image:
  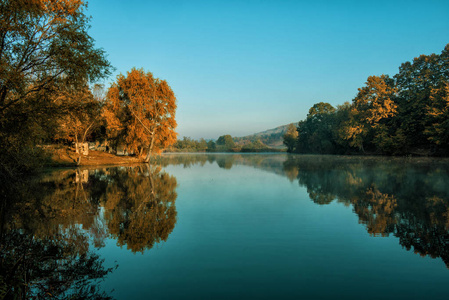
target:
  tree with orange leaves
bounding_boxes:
[104,68,177,162]
[339,75,397,152]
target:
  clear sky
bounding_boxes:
[86,0,449,140]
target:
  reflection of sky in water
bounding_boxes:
[95,154,449,300]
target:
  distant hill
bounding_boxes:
[234,123,298,148]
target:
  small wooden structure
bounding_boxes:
[75,142,89,155]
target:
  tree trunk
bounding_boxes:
[139,146,144,158]
[75,132,81,166]
[144,130,156,163]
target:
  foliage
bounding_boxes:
[216,134,235,150]
[0,0,111,175]
[340,75,397,152]
[170,136,209,152]
[291,44,449,156]
[104,68,177,161]
[424,81,449,150]
[241,139,269,152]
[294,102,338,154]
[283,124,298,152]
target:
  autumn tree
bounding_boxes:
[339,75,397,152]
[0,0,111,174]
[104,68,177,162]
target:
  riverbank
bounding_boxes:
[46,146,143,167]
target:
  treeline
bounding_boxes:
[168,134,281,152]
[0,2,178,177]
[284,44,449,156]
[234,131,286,148]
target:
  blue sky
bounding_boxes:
[87,0,449,140]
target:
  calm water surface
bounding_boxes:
[2,154,449,299]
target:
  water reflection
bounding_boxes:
[283,155,449,268]
[99,166,177,253]
[3,153,449,298]
[0,165,178,298]
[159,153,449,268]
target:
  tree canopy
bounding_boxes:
[286,44,449,156]
[104,68,177,161]
[0,0,111,175]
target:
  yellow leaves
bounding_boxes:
[353,75,397,126]
[340,75,398,150]
[105,68,177,155]
[358,187,398,237]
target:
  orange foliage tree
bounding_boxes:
[340,75,397,152]
[104,68,177,161]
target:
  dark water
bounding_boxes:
[2,154,449,299]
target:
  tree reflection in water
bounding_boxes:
[156,153,449,268]
[99,165,178,253]
[283,155,449,268]
[0,165,178,298]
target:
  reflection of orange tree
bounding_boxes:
[101,166,178,253]
[352,187,397,237]
[6,166,178,254]
[0,165,179,297]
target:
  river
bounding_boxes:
[2,154,449,299]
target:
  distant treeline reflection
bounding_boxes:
[0,165,177,298]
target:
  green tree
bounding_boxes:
[394,45,449,149]
[207,140,216,151]
[198,138,208,151]
[216,134,235,150]
[424,81,449,150]
[283,123,298,152]
[296,102,336,154]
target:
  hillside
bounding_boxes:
[234,123,298,148]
